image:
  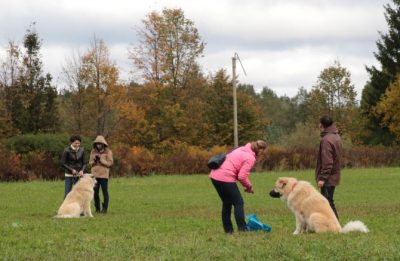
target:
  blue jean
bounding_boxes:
[64,176,79,198]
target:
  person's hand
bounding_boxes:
[245,186,254,194]
[78,171,84,177]
[72,169,77,175]
[317,180,325,188]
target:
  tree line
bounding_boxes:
[1,3,400,152]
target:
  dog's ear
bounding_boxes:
[278,178,287,188]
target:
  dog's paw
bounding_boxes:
[293,230,300,235]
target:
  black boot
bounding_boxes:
[95,201,101,213]
[101,202,107,214]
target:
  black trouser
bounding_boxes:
[211,178,247,233]
[321,185,339,220]
[94,178,109,211]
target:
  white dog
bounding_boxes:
[55,174,96,218]
[269,177,369,234]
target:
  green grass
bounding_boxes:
[1,168,399,260]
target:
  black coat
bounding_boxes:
[61,146,86,174]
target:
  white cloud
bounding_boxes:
[0,0,391,99]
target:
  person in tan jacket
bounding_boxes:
[89,135,113,213]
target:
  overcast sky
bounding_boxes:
[0,0,392,99]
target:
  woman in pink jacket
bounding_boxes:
[209,140,267,233]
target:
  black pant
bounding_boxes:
[211,178,247,233]
[321,185,339,220]
[94,178,109,211]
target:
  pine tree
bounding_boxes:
[360,0,400,145]
[4,25,59,133]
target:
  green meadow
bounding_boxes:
[0,168,399,260]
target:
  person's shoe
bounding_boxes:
[101,203,107,214]
[238,227,248,232]
[95,209,100,213]
[224,229,234,234]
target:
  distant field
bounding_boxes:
[0,168,399,260]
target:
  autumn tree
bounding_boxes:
[305,89,329,125]
[60,51,91,134]
[307,61,358,138]
[130,8,205,88]
[204,70,235,145]
[375,74,400,141]
[236,86,268,143]
[103,83,148,145]
[61,36,147,142]
[205,69,267,146]
[0,87,15,138]
[79,36,120,135]
[168,64,211,146]
[258,86,303,144]
[62,36,113,137]
[317,61,356,119]
[0,41,21,137]
[361,0,400,145]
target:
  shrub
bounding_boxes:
[281,123,320,149]
[130,146,155,175]
[157,145,212,174]
[1,133,400,180]
[6,133,92,158]
[21,151,62,180]
[343,146,400,168]
[0,145,28,181]
[257,145,289,170]
[4,133,92,179]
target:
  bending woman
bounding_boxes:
[209,140,267,233]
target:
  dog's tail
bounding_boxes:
[341,220,369,233]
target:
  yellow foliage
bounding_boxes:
[375,75,400,140]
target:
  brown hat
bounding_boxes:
[93,135,108,147]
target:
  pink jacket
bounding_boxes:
[209,143,256,189]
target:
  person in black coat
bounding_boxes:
[60,135,86,198]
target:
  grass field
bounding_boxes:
[1,168,399,260]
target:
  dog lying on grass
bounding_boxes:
[55,174,96,218]
[269,177,369,234]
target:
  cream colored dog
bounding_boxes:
[55,174,96,218]
[269,177,368,234]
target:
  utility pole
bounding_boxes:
[232,55,238,148]
[232,53,246,148]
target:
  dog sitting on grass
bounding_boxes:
[269,177,369,234]
[55,174,96,218]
